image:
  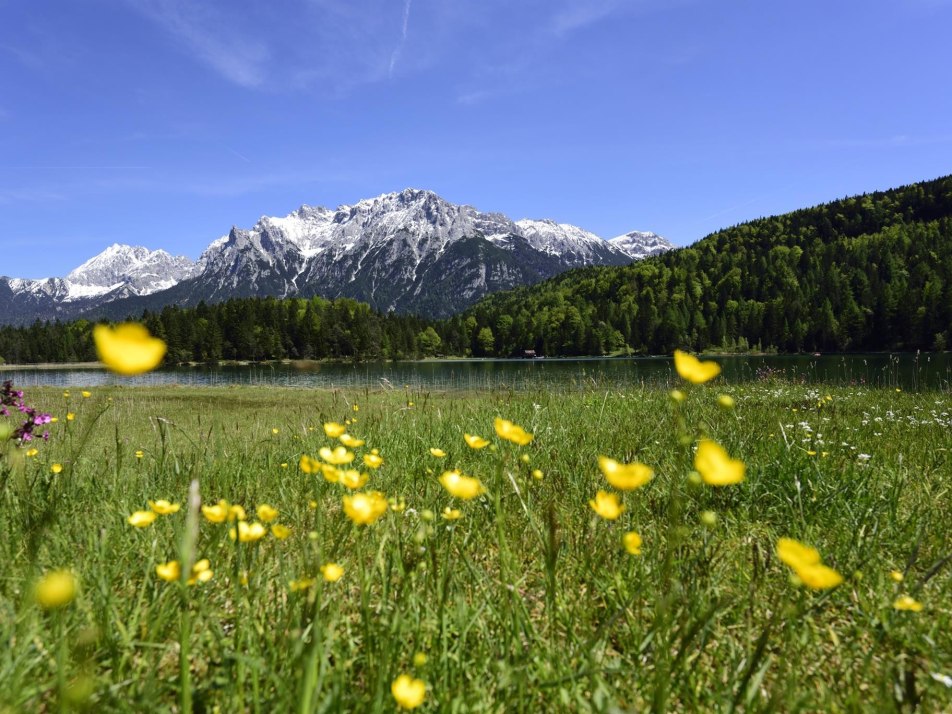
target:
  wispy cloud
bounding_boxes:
[127,0,270,87]
[389,0,413,78]
[548,0,626,35]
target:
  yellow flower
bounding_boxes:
[127,510,157,528]
[280,462,288,468]
[35,570,78,609]
[532,469,544,481]
[494,417,534,445]
[289,578,315,593]
[889,570,904,583]
[694,439,745,486]
[51,463,63,474]
[413,652,428,668]
[339,433,365,448]
[256,504,279,522]
[271,524,292,540]
[717,394,735,409]
[363,453,384,469]
[893,595,923,612]
[299,454,321,474]
[228,504,247,522]
[442,507,462,521]
[202,501,229,523]
[155,561,181,582]
[391,674,426,710]
[62,391,70,398]
[342,491,388,525]
[26,448,39,457]
[66,412,75,421]
[81,390,91,398]
[352,404,359,413]
[188,559,213,585]
[271,428,280,435]
[229,521,267,542]
[339,469,369,490]
[319,446,355,465]
[323,422,347,438]
[135,450,144,459]
[463,433,489,449]
[776,538,843,590]
[429,447,446,458]
[149,499,181,515]
[623,531,643,555]
[673,349,721,384]
[439,470,485,500]
[389,496,407,513]
[589,491,624,520]
[669,389,686,403]
[597,456,653,491]
[321,464,342,483]
[320,562,344,582]
[93,322,167,376]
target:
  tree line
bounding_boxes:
[1,175,950,365]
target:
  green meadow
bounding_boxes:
[1,381,950,712]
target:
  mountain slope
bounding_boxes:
[460,175,952,355]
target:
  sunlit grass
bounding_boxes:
[1,381,950,711]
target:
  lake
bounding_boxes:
[2,353,950,391]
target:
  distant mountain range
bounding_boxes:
[0,189,671,325]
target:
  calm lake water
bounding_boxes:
[2,354,951,392]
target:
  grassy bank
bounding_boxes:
[1,382,950,711]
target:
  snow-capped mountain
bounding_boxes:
[609,230,674,259]
[0,189,670,324]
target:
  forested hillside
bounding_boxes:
[463,175,952,355]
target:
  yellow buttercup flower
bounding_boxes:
[893,595,923,612]
[299,454,321,474]
[323,422,346,438]
[127,510,157,528]
[339,433,365,448]
[81,390,91,398]
[51,463,63,474]
[229,521,267,542]
[155,561,181,582]
[321,464,342,483]
[413,652,428,668]
[363,453,384,469]
[598,456,653,491]
[271,428,280,435]
[494,417,534,445]
[889,570,904,583]
[256,504,279,522]
[289,578,316,593]
[442,507,462,521]
[717,394,735,409]
[589,491,624,520]
[321,563,344,582]
[776,537,843,590]
[339,469,369,490]
[463,433,489,449]
[66,412,75,421]
[319,446,355,465]
[187,559,213,585]
[439,470,485,500]
[623,531,643,555]
[149,499,181,515]
[228,504,247,522]
[202,501,229,523]
[429,447,446,458]
[673,350,721,384]
[532,469,544,481]
[391,674,426,710]
[694,439,745,486]
[93,322,167,376]
[342,491,388,525]
[26,448,39,457]
[135,450,144,459]
[35,570,78,609]
[271,524,291,540]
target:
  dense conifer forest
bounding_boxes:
[1,175,950,364]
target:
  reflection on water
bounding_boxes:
[2,354,950,391]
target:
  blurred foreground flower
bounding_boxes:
[93,323,167,375]
[127,510,157,528]
[623,531,643,555]
[893,595,923,612]
[589,491,624,520]
[673,350,721,384]
[323,422,346,438]
[35,569,78,609]
[343,491,388,525]
[230,522,267,542]
[694,440,745,486]
[439,470,484,500]
[319,446,355,465]
[598,456,653,490]
[494,417,533,445]
[463,433,489,449]
[149,499,180,515]
[776,538,843,590]
[391,674,426,710]
[321,563,344,582]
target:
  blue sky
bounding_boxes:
[3,0,952,278]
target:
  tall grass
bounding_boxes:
[1,382,949,711]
